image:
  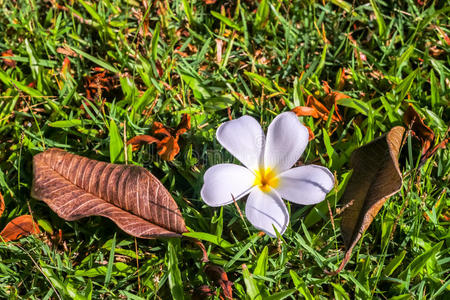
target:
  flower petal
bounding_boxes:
[216,116,265,171]
[277,165,334,205]
[264,112,309,172]
[245,188,288,237]
[201,164,255,207]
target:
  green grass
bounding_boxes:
[0,0,449,299]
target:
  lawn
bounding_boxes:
[0,0,449,299]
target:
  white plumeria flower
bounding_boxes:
[201,112,334,237]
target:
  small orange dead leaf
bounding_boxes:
[0,191,39,242]
[294,81,348,123]
[61,57,71,79]
[1,50,16,68]
[127,114,191,161]
[84,68,119,101]
[0,215,40,242]
[127,135,159,151]
[306,126,315,141]
[157,136,180,161]
[292,106,320,118]
[308,94,342,123]
[0,192,4,217]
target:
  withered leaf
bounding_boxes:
[292,95,342,123]
[0,191,4,217]
[204,264,233,300]
[292,106,320,118]
[31,148,187,238]
[127,135,159,151]
[403,104,435,155]
[1,50,16,68]
[0,215,40,242]
[128,114,191,161]
[330,126,405,274]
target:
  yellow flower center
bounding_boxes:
[254,168,279,192]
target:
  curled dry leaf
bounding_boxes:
[204,264,233,300]
[127,135,159,151]
[0,191,4,217]
[329,126,405,274]
[31,148,187,238]
[1,50,16,68]
[0,215,40,242]
[292,94,343,123]
[0,191,40,242]
[128,114,191,161]
[403,104,435,155]
[192,285,216,299]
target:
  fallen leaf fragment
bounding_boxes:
[0,215,40,242]
[128,114,191,161]
[329,126,405,274]
[61,57,71,79]
[192,285,216,299]
[31,148,187,238]
[292,106,320,118]
[204,264,233,300]
[306,126,315,141]
[127,135,159,151]
[420,137,449,164]
[292,94,342,123]
[1,50,16,68]
[0,192,4,217]
[403,104,435,155]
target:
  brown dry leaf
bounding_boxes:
[307,95,342,123]
[306,126,315,141]
[84,68,119,101]
[1,50,16,68]
[61,57,71,80]
[403,104,435,155]
[0,191,4,217]
[192,285,216,299]
[127,135,159,151]
[0,215,40,242]
[128,114,191,161]
[204,264,233,300]
[56,46,79,57]
[330,126,405,274]
[175,114,191,135]
[292,106,320,118]
[157,136,180,161]
[31,148,187,238]
[421,137,449,164]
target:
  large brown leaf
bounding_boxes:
[31,148,187,238]
[330,126,405,274]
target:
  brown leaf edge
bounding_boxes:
[326,126,405,275]
[0,215,40,242]
[0,191,40,242]
[204,264,233,300]
[31,148,187,239]
[403,104,434,155]
[0,191,4,217]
